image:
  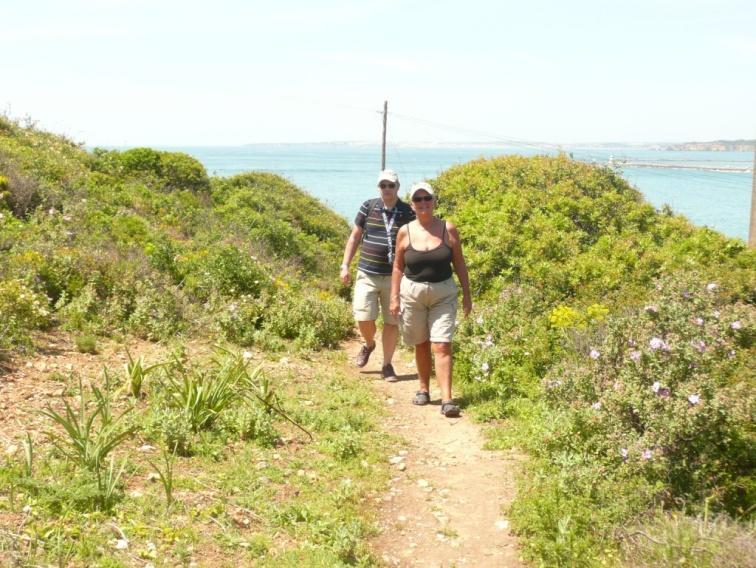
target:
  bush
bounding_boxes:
[0,279,51,348]
[262,288,353,350]
[92,147,210,193]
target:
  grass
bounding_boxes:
[0,343,393,566]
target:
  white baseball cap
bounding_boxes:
[409,181,434,200]
[377,169,399,185]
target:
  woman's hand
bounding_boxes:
[462,294,472,318]
[389,295,400,318]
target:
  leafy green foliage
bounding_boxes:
[438,155,755,565]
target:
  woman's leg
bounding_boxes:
[432,342,453,401]
[415,340,432,393]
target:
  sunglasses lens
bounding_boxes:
[380,183,396,189]
[412,195,433,203]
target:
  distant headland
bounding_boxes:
[662,139,756,152]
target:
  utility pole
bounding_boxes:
[750,144,756,248]
[381,101,388,170]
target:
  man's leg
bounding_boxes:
[381,323,398,365]
[357,320,377,348]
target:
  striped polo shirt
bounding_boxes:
[355,198,415,275]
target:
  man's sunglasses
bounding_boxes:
[412,195,434,203]
[379,182,396,189]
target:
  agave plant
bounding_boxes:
[124,348,164,399]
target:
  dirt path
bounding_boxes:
[348,340,523,567]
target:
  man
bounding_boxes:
[340,169,415,382]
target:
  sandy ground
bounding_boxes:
[348,340,523,568]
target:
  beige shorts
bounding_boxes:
[399,276,458,345]
[353,270,398,325]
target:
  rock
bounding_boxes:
[495,519,510,530]
[389,456,404,465]
[397,463,406,471]
[416,479,429,488]
[137,444,156,453]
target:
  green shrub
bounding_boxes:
[74,334,98,354]
[262,288,353,350]
[0,279,51,348]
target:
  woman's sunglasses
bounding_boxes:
[379,182,396,189]
[412,195,434,203]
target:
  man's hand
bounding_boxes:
[340,264,350,285]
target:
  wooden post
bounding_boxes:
[750,144,756,248]
[381,101,388,170]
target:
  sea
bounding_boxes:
[154,144,753,241]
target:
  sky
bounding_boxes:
[2,0,756,146]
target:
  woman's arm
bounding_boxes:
[447,221,472,317]
[389,225,409,317]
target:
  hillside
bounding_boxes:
[0,116,353,356]
[663,139,756,151]
[1,119,753,566]
[432,155,755,566]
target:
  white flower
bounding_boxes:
[483,334,494,348]
[589,349,600,360]
[115,538,129,550]
[242,350,253,361]
[712,310,721,319]
[652,381,661,393]
[688,394,700,405]
[706,283,718,291]
[642,449,653,461]
[481,362,490,373]
[591,401,602,410]
[629,350,642,362]
[731,320,742,330]
[476,316,484,325]
[620,448,628,459]
[649,337,669,351]
[694,317,704,326]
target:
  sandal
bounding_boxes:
[440,400,460,417]
[412,391,430,406]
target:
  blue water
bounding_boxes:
[157,144,752,241]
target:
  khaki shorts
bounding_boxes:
[353,270,398,325]
[399,276,458,345]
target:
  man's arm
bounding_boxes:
[340,224,363,285]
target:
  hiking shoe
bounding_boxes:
[381,363,398,382]
[440,400,461,417]
[412,391,431,406]
[355,342,376,368]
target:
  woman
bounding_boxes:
[389,181,472,417]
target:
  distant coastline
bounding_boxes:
[661,139,755,152]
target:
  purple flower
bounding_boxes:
[629,350,642,362]
[628,339,637,347]
[682,291,691,299]
[658,387,670,398]
[694,317,704,326]
[649,337,669,351]
[589,349,600,360]
[688,394,700,405]
[731,320,742,330]
[644,305,659,314]
[591,401,602,410]
[706,282,718,292]
[642,449,653,461]
[691,340,706,353]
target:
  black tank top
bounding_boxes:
[404,221,453,283]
